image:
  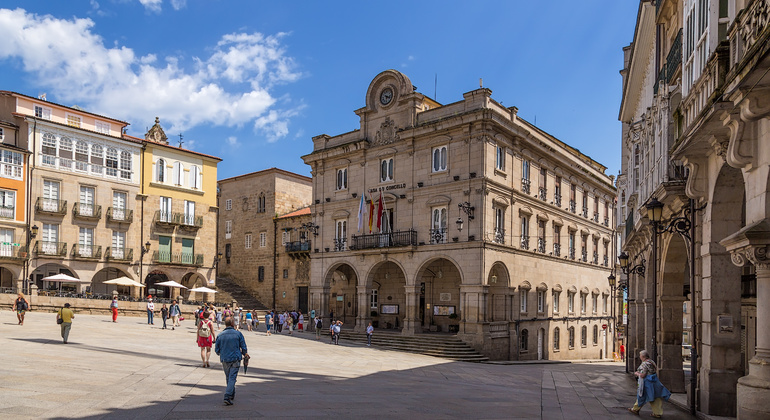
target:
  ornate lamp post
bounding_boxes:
[608,273,617,356]
[456,202,474,233]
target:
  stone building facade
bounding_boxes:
[302,70,616,361]
[619,1,769,418]
[217,168,312,309]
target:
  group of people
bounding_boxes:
[138,296,182,329]
[263,310,306,336]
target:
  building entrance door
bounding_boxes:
[297,286,308,314]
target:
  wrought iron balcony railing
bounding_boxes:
[592,252,599,264]
[603,217,610,227]
[582,207,589,218]
[35,197,67,215]
[603,255,609,267]
[34,241,67,257]
[569,248,575,260]
[107,207,133,223]
[154,210,175,224]
[73,203,102,220]
[537,237,546,253]
[569,200,576,213]
[175,212,204,228]
[553,243,561,257]
[152,250,203,265]
[72,244,102,259]
[554,194,562,207]
[521,235,530,250]
[430,228,447,244]
[538,187,547,201]
[665,28,682,85]
[0,205,14,219]
[521,178,531,194]
[333,237,347,252]
[493,228,505,244]
[0,244,28,260]
[581,250,588,262]
[351,230,416,250]
[592,212,599,222]
[106,246,133,261]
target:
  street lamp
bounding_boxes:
[301,222,320,237]
[456,202,474,232]
[608,273,617,357]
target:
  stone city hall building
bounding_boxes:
[302,70,616,360]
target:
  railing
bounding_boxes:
[333,238,347,252]
[537,237,546,253]
[154,210,175,224]
[569,248,575,260]
[351,230,416,250]
[625,212,635,238]
[592,212,599,222]
[603,255,609,267]
[105,246,133,261]
[569,200,576,213]
[653,66,666,95]
[553,243,561,257]
[521,235,530,250]
[538,187,547,201]
[604,217,610,227]
[34,241,67,257]
[107,207,133,223]
[430,228,447,244]
[73,203,102,219]
[152,250,171,263]
[728,0,769,69]
[0,244,28,260]
[554,194,562,207]
[582,207,589,218]
[581,250,588,263]
[0,205,14,219]
[175,212,204,228]
[592,252,599,264]
[667,162,688,182]
[521,178,531,194]
[35,197,67,215]
[285,241,311,252]
[665,29,682,84]
[493,228,505,244]
[152,251,203,265]
[72,244,102,259]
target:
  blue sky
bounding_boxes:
[0,1,638,180]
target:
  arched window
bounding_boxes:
[190,165,201,189]
[568,327,575,348]
[581,326,587,347]
[593,325,598,345]
[520,329,528,351]
[258,193,266,213]
[553,328,560,350]
[156,159,165,182]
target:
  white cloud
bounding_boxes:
[138,0,162,13]
[170,0,186,10]
[0,8,303,141]
[226,136,239,147]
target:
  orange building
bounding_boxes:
[0,110,30,290]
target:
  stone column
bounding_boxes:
[354,285,368,332]
[402,285,420,336]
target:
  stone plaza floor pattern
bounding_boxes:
[0,311,697,419]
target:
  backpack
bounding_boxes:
[316,319,323,329]
[198,321,211,338]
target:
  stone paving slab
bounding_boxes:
[1,310,697,419]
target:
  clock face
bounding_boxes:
[380,88,393,105]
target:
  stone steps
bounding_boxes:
[214,277,269,310]
[325,330,489,362]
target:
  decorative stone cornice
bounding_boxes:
[721,220,770,270]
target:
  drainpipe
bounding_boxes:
[23,117,37,294]
[273,216,277,310]
[139,143,146,297]
[689,198,698,415]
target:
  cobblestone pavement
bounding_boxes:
[0,311,697,419]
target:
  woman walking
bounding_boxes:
[628,350,671,418]
[298,312,304,332]
[286,313,294,335]
[109,296,119,322]
[196,311,216,367]
[13,293,29,325]
[160,304,169,329]
[245,310,253,332]
[265,311,272,336]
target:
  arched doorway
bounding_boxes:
[658,233,688,393]
[324,263,358,324]
[182,272,208,303]
[145,270,171,300]
[416,258,462,333]
[30,263,78,294]
[487,262,511,322]
[91,267,133,296]
[0,266,18,291]
[366,261,406,331]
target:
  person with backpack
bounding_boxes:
[314,316,323,340]
[197,310,216,368]
[332,320,343,345]
[13,293,29,325]
[169,300,181,329]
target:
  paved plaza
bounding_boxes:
[1,311,697,419]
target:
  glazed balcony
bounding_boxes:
[73,203,102,221]
[350,230,416,250]
[107,207,133,223]
[34,241,67,257]
[35,197,67,216]
[105,247,133,262]
[72,244,102,260]
[0,244,28,261]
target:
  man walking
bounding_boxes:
[169,300,181,329]
[366,322,374,347]
[146,296,155,325]
[332,320,342,345]
[57,303,75,344]
[214,317,248,406]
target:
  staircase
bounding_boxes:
[327,330,489,363]
[214,277,269,310]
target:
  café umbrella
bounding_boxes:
[102,277,145,288]
[152,280,188,299]
[42,273,89,292]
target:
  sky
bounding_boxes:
[0,1,638,181]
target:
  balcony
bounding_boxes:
[429,228,447,244]
[285,240,311,259]
[592,252,599,265]
[0,205,14,219]
[603,217,610,227]
[569,248,575,260]
[665,29,682,85]
[537,237,546,253]
[0,244,28,261]
[581,207,589,218]
[603,255,609,267]
[35,197,67,215]
[154,210,176,225]
[553,243,561,257]
[350,230,416,250]
[592,212,599,223]
[34,241,67,257]
[554,194,562,207]
[107,207,133,223]
[333,238,347,252]
[72,244,102,260]
[175,212,204,229]
[581,250,588,263]
[569,200,576,213]
[73,203,102,220]
[152,251,203,266]
[521,235,530,250]
[493,228,505,245]
[538,187,547,201]
[105,247,133,262]
[521,178,531,194]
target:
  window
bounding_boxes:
[537,290,545,313]
[91,145,103,175]
[592,294,598,314]
[553,328,560,350]
[568,291,575,313]
[581,326,587,347]
[42,133,56,165]
[79,186,95,217]
[120,151,131,180]
[520,216,529,249]
[156,159,166,182]
[75,141,89,171]
[245,233,252,249]
[581,293,587,314]
[495,145,505,171]
[258,266,265,282]
[335,219,347,251]
[552,291,560,313]
[159,196,172,222]
[521,160,530,193]
[78,227,94,257]
[189,165,201,189]
[95,121,110,134]
[568,231,576,259]
[42,180,59,212]
[380,157,394,182]
[520,329,528,351]
[593,325,599,345]
[41,223,59,254]
[111,231,125,259]
[172,161,183,186]
[569,183,576,213]
[433,145,448,172]
[431,206,447,244]
[582,192,589,217]
[568,327,575,348]
[494,207,504,243]
[0,128,3,141]
[112,191,127,220]
[370,289,378,309]
[106,148,118,177]
[1,150,23,180]
[281,231,289,245]
[259,232,267,248]
[581,234,588,262]
[0,229,14,256]
[283,269,289,279]
[225,221,232,239]
[603,295,608,313]
[553,224,561,256]
[554,176,562,205]
[0,190,15,219]
[184,200,195,225]
[257,193,266,213]
[59,137,72,161]
[34,105,51,120]
[336,168,348,190]
[225,243,231,263]
[520,290,528,313]
[66,114,81,128]
[537,220,546,253]
[225,199,232,211]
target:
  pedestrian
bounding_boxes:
[332,320,342,345]
[251,310,259,331]
[197,310,216,368]
[215,307,222,330]
[161,304,169,329]
[265,311,272,336]
[109,296,119,322]
[366,322,374,347]
[245,310,253,332]
[620,344,626,361]
[169,300,181,329]
[214,316,248,406]
[13,293,29,325]
[628,350,671,418]
[314,316,322,340]
[146,296,155,325]
[298,311,304,332]
[232,307,241,330]
[278,311,285,333]
[56,303,75,344]
[286,313,293,335]
[195,306,203,327]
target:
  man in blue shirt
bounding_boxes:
[214,317,248,405]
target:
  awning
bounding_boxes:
[103,277,145,287]
[42,273,89,283]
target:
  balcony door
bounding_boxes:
[0,228,13,257]
[79,186,94,216]
[112,231,125,259]
[79,227,94,257]
[43,180,59,212]
[113,191,126,220]
[158,235,171,262]
[181,238,194,264]
[159,196,172,222]
[42,223,58,254]
[184,200,195,225]
[431,207,447,244]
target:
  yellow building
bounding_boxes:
[133,118,220,301]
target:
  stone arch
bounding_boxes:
[366,260,407,330]
[182,272,208,302]
[365,69,413,111]
[657,232,688,392]
[31,263,78,293]
[91,267,133,296]
[487,261,511,322]
[145,269,171,300]
[0,264,20,289]
[416,257,463,331]
[323,262,359,324]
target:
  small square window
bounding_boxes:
[283,269,289,279]
[66,114,81,128]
